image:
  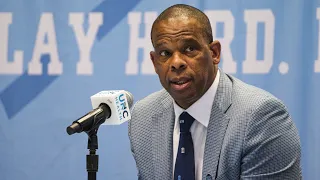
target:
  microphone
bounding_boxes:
[66,90,134,135]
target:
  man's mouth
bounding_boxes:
[172,80,189,85]
[170,78,192,91]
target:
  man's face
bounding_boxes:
[150,17,220,109]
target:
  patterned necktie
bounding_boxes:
[174,111,195,180]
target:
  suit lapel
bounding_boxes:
[202,71,233,179]
[152,92,175,180]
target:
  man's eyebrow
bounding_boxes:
[154,41,167,48]
[180,38,200,45]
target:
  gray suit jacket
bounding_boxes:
[128,71,301,180]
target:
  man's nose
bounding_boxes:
[170,53,187,71]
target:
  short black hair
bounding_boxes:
[151,4,213,45]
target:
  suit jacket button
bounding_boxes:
[206,174,212,180]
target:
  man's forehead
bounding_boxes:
[153,36,201,49]
[166,15,190,22]
[153,18,201,37]
[151,16,205,46]
[158,16,199,27]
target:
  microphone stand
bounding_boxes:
[67,104,110,180]
[85,118,100,180]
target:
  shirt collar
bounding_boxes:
[173,69,220,127]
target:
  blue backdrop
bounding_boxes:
[0,0,319,179]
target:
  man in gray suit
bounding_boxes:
[128,4,301,180]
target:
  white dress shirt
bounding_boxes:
[173,70,220,180]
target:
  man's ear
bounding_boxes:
[150,51,158,74]
[209,40,221,65]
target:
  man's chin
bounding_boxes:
[169,91,197,107]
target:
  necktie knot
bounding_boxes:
[179,112,195,132]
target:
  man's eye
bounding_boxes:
[185,46,194,52]
[160,50,170,56]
